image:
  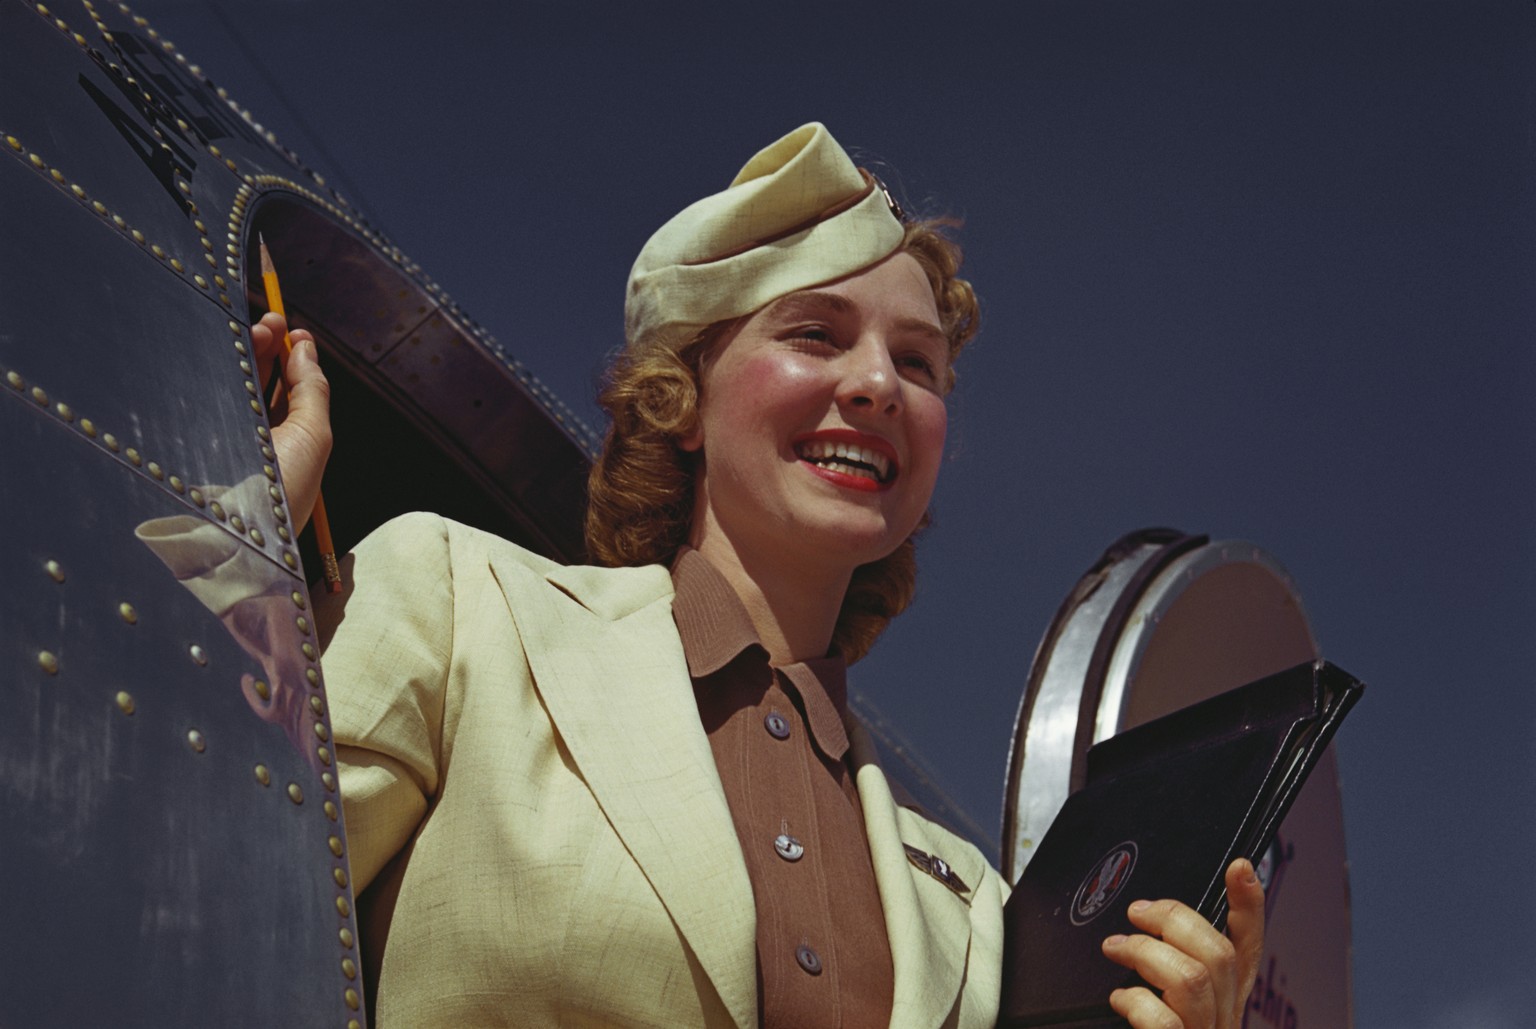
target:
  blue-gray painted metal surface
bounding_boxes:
[0,1,597,1024]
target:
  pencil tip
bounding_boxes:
[259,234,274,276]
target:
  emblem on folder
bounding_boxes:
[1070,842,1138,925]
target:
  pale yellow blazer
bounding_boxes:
[316,513,1006,1028]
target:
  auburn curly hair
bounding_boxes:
[586,219,978,662]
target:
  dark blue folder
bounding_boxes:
[1000,661,1364,1027]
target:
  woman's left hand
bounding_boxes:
[1099,858,1266,1028]
[249,311,331,533]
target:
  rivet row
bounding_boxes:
[0,365,267,532]
[3,127,221,303]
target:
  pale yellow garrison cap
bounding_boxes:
[625,122,907,351]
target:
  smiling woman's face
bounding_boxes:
[683,251,949,577]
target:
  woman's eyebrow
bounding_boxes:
[764,291,856,320]
[893,317,947,345]
[766,292,946,342]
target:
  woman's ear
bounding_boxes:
[677,394,705,453]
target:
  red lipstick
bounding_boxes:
[792,429,898,493]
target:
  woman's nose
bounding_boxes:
[838,339,901,415]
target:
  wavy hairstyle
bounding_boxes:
[586,220,979,662]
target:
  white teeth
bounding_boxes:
[796,439,892,480]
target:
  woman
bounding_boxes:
[257,123,1264,1028]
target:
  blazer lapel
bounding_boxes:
[489,555,757,1029]
[850,723,975,1029]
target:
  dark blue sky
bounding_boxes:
[130,2,1535,1025]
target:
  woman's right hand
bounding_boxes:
[250,311,332,533]
[1100,858,1266,1028]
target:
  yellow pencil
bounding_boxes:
[258,234,343,594]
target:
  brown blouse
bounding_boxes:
[671,548,895,1029]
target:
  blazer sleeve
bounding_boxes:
[315,512,457,893]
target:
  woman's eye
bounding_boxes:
[787,326,837,347]
[899,354,938,380]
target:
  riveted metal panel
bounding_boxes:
[0,0,602,1024]
[0,156,295,555]
[0,390,362,1027]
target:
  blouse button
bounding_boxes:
[764,712,791,740]
[773,833,805,862]
[795,945,823,975]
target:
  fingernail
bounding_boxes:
[1104,934,1127,947]
[1129,900,1150,914]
